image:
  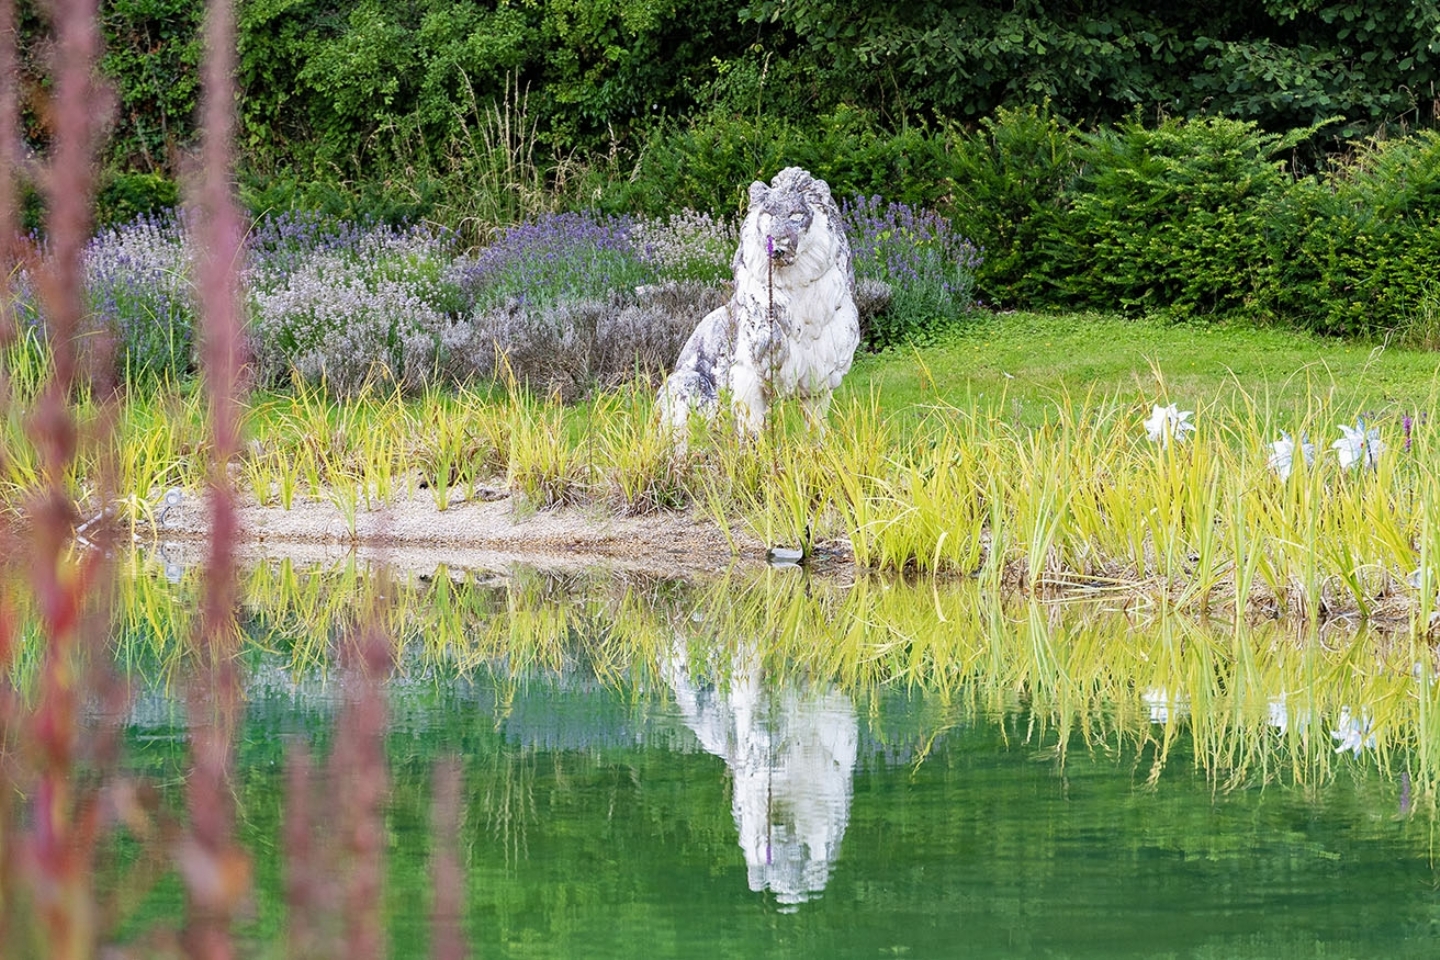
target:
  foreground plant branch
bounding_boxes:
[1,1,474,954]
[179,0,249,955]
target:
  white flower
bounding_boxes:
[1267,694,1314,736]
[1330,706,1375,756]
[1332,419,1382,471]
[1142,686,1189,724]
[1267,695,1290,734]
[1267,432,1315,480]
[1144,404,1195,448]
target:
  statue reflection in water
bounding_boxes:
[663,639,858,908]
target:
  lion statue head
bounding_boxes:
[738,167,855,287]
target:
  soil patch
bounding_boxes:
[157,488,781,579]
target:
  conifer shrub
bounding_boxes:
[1278,131,1440,336]
[1061,116,1294,319]
[945,104,1080,309]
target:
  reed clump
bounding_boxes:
[7,373,1440,626]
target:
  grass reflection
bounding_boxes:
[39,550,1431,811]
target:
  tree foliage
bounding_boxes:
[231,0,750,175]
[739,0,1440,133]
[14,1,1438,188]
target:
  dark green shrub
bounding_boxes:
[599,107,956,217]
[1062,116,1294,318]
[741,0,1440,136]
[233,0,752,179]
[96,172,179,228]
[945,104,1080,308]
[1279,132,1440,336]
[237,173,443,228]
[99,0,203,172]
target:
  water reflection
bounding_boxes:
[663,639,857,908]
[9,551,1440,957]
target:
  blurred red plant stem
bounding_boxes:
[278,597,394,959]
[21,1,107,958]
[180,0,250,956]
[283,747,327,958]
[336,609,395,960]
[0,16,14,902]
[0,0,16,276]
[0,565,15,954]
[430,759,469,960]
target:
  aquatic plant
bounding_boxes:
[506,392,594,509]
[12,363,1440,629]
[592,385,691,515]
[83,555,1440,801]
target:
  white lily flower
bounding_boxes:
[1333,419,1382,471]
[1144,404,1194,448]
[1142,686,1189,724]
[1330,706,1375,756]
[1267,695,1290,734]
[1267,694,1313,736]
[1267,432,1315,480]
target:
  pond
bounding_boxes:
[10,550,1440,957]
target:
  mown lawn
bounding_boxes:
[851,311,1440,427]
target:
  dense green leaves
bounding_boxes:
[953,114,1440,335]
[25,0,1436,190]
[229,0,750,176]
[1279,132,1440,335]
[100,0,203,172]
[600,106,956,216]
[739,0,1440,132]
[945,104,1080,307]
[14,1,1440,336]
[1063,117,1294,317]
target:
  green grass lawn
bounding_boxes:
[849,311,1440,427]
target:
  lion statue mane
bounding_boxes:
[659,167,860,438]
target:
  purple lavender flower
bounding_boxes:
[628,209,734,283]
[452,212,655,311]
[1404,413,1414,452]
[245,216,461,394]
[841,195,983,348]
[82,210,198,382]
[246,211,373,284]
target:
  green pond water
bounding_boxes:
[15,553,1440,957]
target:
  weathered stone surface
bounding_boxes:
[659,167,861,438]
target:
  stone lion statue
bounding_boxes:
[658,167,860,439]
